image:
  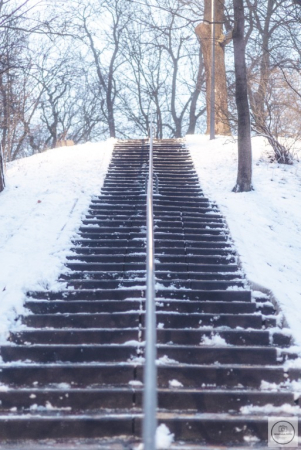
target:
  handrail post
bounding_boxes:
[142,116,157,450]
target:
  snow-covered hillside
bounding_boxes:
[0,140,115,341]
[0,135,301,349]
[188,135,301,347]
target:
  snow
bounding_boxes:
[128,380,143,387]
[240,403,301,415]
[188,135,301,347]
[0,384,9,392]
[156,355,179,365]
[156,424,174,449]
[136,424,174,450]
[168,379,183,388]
[200,334,230,346]
[243,435,260,443]
[122,340,141,346]
[29,401,71,411]
[0,139,115,342]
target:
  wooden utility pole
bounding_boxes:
[210,0,216,139]
[195,0,231,136]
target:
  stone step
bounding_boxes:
[23,300,257,315]
[0,416,136,441]
[71,238,230,249]
[156,328,289,346]
[24,300,142,314]
[0,364,136,387]
[136,415,301,445]
[1,344,278,365]
[22,313,141,329]
[156,389,296,413]
[65,262,240,273]
[27,288,145,301]
[10,329,139,345]
[69,247,234,257]
[86,210,223,219]
[81,219,225,228]
[61,270,241,282]
[0,388,136,412]
[77,232,228,241]
[0,388,294,415]
[66,254,236,265]
[11,327,289,346]
[22,312,263,330]
[155,345,278,365]
[155,312,263,329]
[92,196,211,204]
[1,345,140,364]
[64,279,245,291]
[71,238,145,248]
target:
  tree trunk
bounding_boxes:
[0,145,5,193]
[232,0,252,192]
[187,48,205,134]
[195,0,231,135]
[248,0,274,131]
[107,103,116,138]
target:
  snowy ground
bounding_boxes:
[1,135,301,350]
[188,135,301,347]
[0,140,114,342]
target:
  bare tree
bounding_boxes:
[187,46,206,134]
[70,0,133,138]
[0,0,41,189]
[232,0,253,192]
[122,0,206,138]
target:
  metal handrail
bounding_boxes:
[144,173,159,195]
[142,116,157,450]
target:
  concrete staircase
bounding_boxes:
[0,139,299,448]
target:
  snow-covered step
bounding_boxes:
[0,363,136,387]
[62,270,241,281]
[23,299,255,315]
[64,279,245,291]
[10,329,140,345]
[11,328,290,347]
[22,312,141,329]
[1,388,295,415]
[135,414,301,445]
[156,389,297,413]
[0,415,137,441]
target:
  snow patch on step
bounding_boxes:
[200,334,231,346]
[29,401,71,412]
[129,380,143,387]
[156,424,174,449]
[241,403,301,415]
[136,424,174,450]
[168,379,183,388]
[156,355,179,365]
